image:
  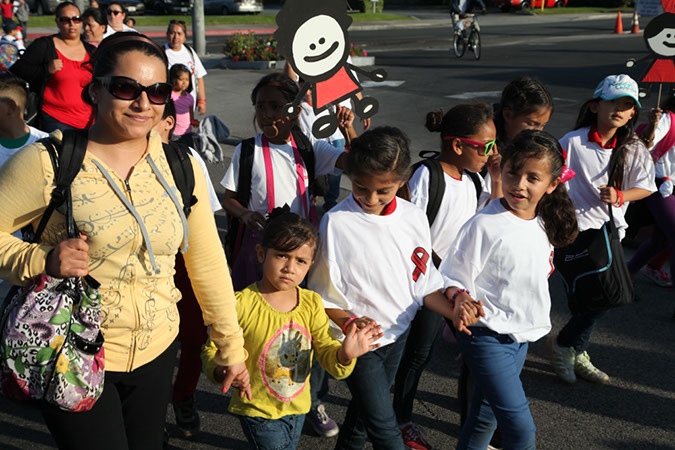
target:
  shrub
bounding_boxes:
[350,42,368,57]
[223,33,283,62]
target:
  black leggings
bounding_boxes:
[41,341,178,450]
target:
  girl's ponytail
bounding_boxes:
[502,130,579,247]
[537,182,578,247]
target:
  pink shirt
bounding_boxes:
[171,91,193,136]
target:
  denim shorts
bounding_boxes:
[238,413,305,450]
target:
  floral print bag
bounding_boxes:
[0,131,105,412]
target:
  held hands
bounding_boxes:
[48,59,63,74]
[338,319,383,365]
[447,290,485,336]
[45,234,89,278]
[598,185,618,204]
[214,362,252,400]
[240,210,266,231]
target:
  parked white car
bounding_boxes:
[204,0,262,15]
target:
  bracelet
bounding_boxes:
[197,99,206,105]
[449,288,470,308]
[613,189,624,208]
[342,315,358,334]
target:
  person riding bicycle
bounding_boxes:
[451,0,486,34]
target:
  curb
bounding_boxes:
[26,27,277,40]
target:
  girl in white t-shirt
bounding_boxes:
[550,74,656,385]
[393,103,500,448]
[442,130,578,450]
[221,73,352,290]
[308,126,483,450]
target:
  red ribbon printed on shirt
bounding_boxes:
[411,247,429,282]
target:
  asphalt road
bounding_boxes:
[1,11,674,450]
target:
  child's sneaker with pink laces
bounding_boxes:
[400,423,433,450]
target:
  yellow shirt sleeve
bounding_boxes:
[183,157,247,367]
[308,291,355,380]
[0,143,54,285]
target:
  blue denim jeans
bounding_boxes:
[238,414,305,450]
[393,305,444,423]
[556,309,606,352]
[335,329,409,450]
[456,327,535,450]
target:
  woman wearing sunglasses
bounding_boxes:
[10,1,95,132]
[0,32,249,449]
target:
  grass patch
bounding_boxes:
[27,12,411,28]
[533,6,633,14]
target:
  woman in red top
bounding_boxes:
[10,2,95,132]
[0,0,14,25]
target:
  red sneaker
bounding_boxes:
[401,423,433,450]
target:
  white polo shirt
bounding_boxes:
[560,126,655,235]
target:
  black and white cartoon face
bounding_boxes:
[275,0,387,139]
[275,0,353,82]
[648,27,675,57]
[291,14,348,78]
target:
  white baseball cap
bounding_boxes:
[593,74,641,108]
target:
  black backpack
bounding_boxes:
[224,129,325,260]
[411,151,483,227]
[38,129,197,227]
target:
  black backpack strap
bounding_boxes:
[225,138,255,262]
[414,158,445,227]
[466,171,483,203]
[163,141,196,218]
[291,128,316,185]
[236,138,256,210]
[33,130,88,242]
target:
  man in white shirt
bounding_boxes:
[101,2,136,39]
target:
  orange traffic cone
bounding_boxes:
[614,11,624,34]
[631,11,640,33]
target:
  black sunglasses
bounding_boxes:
[57,15,82,24]
[107,9,123,15]
[97,76,172,105]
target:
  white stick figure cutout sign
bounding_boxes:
[275,0,387,139]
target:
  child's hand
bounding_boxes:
[216,362,253,401]
[338,319,383,364]
[240,210,266,231]
[598,185,618,204]
[336,105,355,130]
[649,108,663,125]
[447,290,485,335]
[487,148,502,182]
[353,316,376,329]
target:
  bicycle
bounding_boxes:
[452,13,481,60]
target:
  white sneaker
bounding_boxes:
[547,335,576,384]
[574,351,610,384]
